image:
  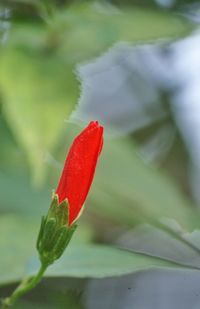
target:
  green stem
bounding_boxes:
[2,262,48,308]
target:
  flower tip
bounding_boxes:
[89,120,103,129]
[88,120,104,134]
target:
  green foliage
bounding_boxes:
[118,223,200,270]
[91,138,200,230]
[48,244,182,278]
[0,215,188,286]
[0,171,49,215]
[0,215,93,285]
[0,2,192,184]
[0,49,77,185]
[52,2,192,62]
[0,1,199,302]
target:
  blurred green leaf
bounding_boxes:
[117,223,200,270]
[0,214,93,285]
[47,244,184,279]
[0,215,37,285]
[57,2,192,62]
[0,49,78,185]
[90,138,200,230]
[0,214,188,286]
[0,115,26,173]
[0,172,49,215]
[0,2,192,184]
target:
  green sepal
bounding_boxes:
[36,216,46,251]
[56,202,68,226]
[47,196,57,218]
[39,218,57,252]
[52,223,77,260]
[36,194,77,266]
[47,195,68,225]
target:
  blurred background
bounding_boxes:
[1,0,200,308]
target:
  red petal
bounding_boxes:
[56,121,104,225]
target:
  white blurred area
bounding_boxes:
[155,0,176,8]
[72,43,169,135]
[0,6,10,44]
[170,32,200,203]
[71,29,200,204]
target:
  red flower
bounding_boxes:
[56,121,104,226]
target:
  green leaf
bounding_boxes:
[0,2,191,184]
[0,172,49,215]
[90,138,200,230]
[47,244,184,279]
[0,49,78,185]
[0,214,189,286]
[0,215,199,285]
[0,215,93,285]
[117,223,200,270]
[0,215,37,285]
[56,2,192,62]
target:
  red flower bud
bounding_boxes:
[56,121,104,226]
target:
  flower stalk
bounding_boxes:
[1,121,103,307]
[2,262,48,308]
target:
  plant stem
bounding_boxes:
[1,262,48,308]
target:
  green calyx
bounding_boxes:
[36,194,77,266]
